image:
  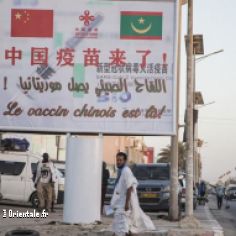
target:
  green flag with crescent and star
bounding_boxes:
[120,11,163,40]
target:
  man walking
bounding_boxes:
[216,185,224,209]
[111,152,155,236]
[35,153,55,212]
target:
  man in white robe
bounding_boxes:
[111,152,155,236]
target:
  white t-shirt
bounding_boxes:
[36,161,54,184]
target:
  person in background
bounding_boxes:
[101,161,110,214]
[216,185,225,209]
[34,153,55,212]
[199,181,206,198]
[111,152,155,236]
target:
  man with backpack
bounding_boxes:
[35,153,55,212]
[216,185,225,209]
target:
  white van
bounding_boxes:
[0,151,64,207]
[52,160,66,177]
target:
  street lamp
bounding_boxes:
[185,33,224,185]
[193,49,223,184]
[184,23,223,216]
[196,49,224,63]
[194,91,204,106]
[184,34,204,187]
[198,101,216,108]
[184,0,194,216]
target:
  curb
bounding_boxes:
[198,205,224,236]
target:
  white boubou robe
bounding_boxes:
[111,166,155,236]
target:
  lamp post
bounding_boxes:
[193,49,223,184]
[184,20,223,214]
[169,0,186,221]
[192,35,204,186]
[185,0,194,217]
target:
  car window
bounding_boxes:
[31,162,38,182]
[31,162,38,174]
[133,167,149,180]
[58,168,65,177]
[132,166,170,180]
[0,160,26,176]
[229,187,236,191]
[55,168,63,178]
[179,179,184,187]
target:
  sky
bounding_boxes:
[145,0,236,183]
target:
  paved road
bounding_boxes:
[208,195,236,236]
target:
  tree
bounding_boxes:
[157,142,186,171]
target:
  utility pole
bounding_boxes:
[169,0,182,221]
[193,55,197,185]
[192,49,223,184]
[185,0,194,216]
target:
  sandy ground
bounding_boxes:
[0,200,223,236]
[0,201,177,236]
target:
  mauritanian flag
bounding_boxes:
[120,11,163,40]
[11,9,53,38]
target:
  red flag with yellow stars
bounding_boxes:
[11,9,53,38]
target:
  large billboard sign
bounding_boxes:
[0,0,178,135]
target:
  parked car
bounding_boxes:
[105,163,182,214]
[52,160,66,177]
[131,163,182,212]
[225,185,236,200]
[0,151,64,207]
[104,178,116,205]
[178,176,198,210]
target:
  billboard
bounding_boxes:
[0,0,178,135]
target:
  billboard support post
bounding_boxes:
[63,134,103,224]
[169,0,182,221]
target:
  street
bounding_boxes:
[208,195,236,236]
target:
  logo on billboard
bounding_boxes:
[120,11,163,40]
[75,10,98,39]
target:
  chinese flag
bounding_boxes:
[11,9,53,38]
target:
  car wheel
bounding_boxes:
[30,192,39,208]
[5,230,39,236]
